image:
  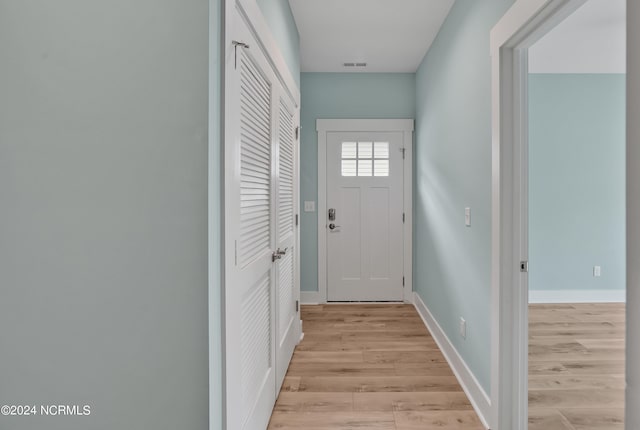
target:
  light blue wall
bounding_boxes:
[300,73,416,292]
[256,0,301,86]
[529,74,626,295]
[414,0,515,394]
[0,1,210,429]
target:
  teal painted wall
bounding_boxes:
[300,73,416,292]
[0,1,210,429]
[529,74,626,295]
[414,0,515,393]
[256,0,300,86]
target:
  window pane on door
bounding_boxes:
[341,159,357,176]
[358,159,373,176]
[358,142,373,158]
[374,159,389,176]
[374,142,389,159]
[341,142,357,159]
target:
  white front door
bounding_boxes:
[326,132,405,301]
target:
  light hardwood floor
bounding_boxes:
[528,303,626,430]
[267,304,484,430]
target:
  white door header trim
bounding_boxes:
[317,119,414,133]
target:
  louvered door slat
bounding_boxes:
[240,57,271,102]
[278,100,295,242]
[240,274,271,427]
[238,49,272,268]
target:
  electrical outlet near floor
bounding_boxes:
[459,317,466,339]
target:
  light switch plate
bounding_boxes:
[459,317,466,339]
[594,265,601,277]
[304,201,315,212]
[465,207,471,227]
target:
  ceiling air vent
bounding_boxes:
[343,62,367,68]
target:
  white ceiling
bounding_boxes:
[528,0,626,73]
[288,0,455,73]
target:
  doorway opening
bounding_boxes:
[491,1,627,429]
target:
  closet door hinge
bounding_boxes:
[402,276,405,286]
[402,213,405,223]
[295,126,299,140]
[401,147,406,159]
[296,300,299,312]
[295,214,299,226]
[232,40,249,69]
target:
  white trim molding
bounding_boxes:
[300,291,321,305]
[234,0,300,101]
[316,119,414,304]
[490,1,589,429]
[628,2,640,429]
[413,293,491,430]
[529,289,626,304]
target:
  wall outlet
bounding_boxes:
[593,265,601,277]
[465,207,471,227]
[459,317,466,339]
[304,201,315,212]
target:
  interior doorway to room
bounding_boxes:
[491,1,627,429]
[526,1,627,428]
[317,119,413,303]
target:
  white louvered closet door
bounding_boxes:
[225,9,276,430]
[274,94,298,389]
[224,6,301,430]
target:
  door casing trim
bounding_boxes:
[489,1,589,428]
[316,119,414,304]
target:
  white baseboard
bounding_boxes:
[300,291,321,304]
[413,292,491,430]
[529,289,626,303]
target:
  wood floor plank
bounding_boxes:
[559,408,625,430]
[393,362,456,376]
[529,388,624,409]
[363,350,447,364]
[393,410,484,429]
[280,376,301,392]
[268,411,396,430]
[292,351,364,363]
[528,374,625,391]
[353,392,474,412]
[297,375,464,393]
[287,362,397,377]
[296,340,439,352]
[528,409,575,430]
[273,392,353,412]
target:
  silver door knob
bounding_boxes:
[272,248,287,262]
[329,223,341,230]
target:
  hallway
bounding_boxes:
[267,304,484,429]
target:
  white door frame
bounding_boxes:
[489,1,589,429]
[317,119,414,304]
